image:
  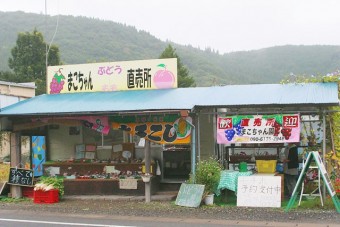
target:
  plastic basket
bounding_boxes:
[33,189,59,204]
[256,160,277,173]
[255,155,277,160]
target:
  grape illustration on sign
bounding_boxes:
[153,64,175,89]
[49,68,65,94]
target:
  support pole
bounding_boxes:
[10,132,22,198]
[322,112,326,200]
[144,139,151,203]
[183,119,196,183]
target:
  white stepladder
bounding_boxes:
[298,156,324,206]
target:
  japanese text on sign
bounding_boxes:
[8,168,34,186]
[237,176,281,207]
[127,68,152,89]
[47,58,177,94]
[111,117,192,144]
[67,71,94,92]
[217,114,300,144]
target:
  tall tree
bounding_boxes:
[8,28,61,95]
[159,44,195,88]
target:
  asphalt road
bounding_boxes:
[1,209,340,227]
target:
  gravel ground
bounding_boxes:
[1,198,340,225]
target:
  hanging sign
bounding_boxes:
[217,114,300,144]
[32,116,110,135]
[47,58,177,94]
[111,115,192,144]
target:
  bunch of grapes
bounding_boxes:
[225,129,235,141]
[50,78,65,94]
[233,122,244,136]
[281,128,292,140]
[273,121,281,136]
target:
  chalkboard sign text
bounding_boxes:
[175,183,205,208]
[8,168,34,186]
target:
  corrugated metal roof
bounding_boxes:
[0,80,36,88]
[0,82,338,116]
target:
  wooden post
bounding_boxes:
[10,132,22,198]
[144,139,151,203]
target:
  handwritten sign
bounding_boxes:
[8,168,34,186]
[175,183,205,208]
[119,179,138,189]
[237,175,281,207]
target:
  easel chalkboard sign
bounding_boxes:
[175,183,205,208]
[8,168,34,186]
[285,152,340,213]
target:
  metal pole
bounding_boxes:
[197,114,201,162]
[144,139,151,203]
[184,119,196,183]
[322,112,326,200]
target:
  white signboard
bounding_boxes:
[119,179,138,189]
[47,58,177,94]
[237,175,281,207]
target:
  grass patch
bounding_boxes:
[0,196,31,203]
[295,196,337,210]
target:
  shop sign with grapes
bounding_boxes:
[47,58,177,94]
[216,114,300,144]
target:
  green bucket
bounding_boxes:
[239,162,248,172]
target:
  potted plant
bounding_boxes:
[190,157,222,205]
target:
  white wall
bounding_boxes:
[48,125,83,161]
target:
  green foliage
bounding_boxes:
[190,158,222,195]
[1,12,340,88]
[159,44,196,87]
[7,28,61,95]
[38,176,64,198]
[0,71,23,82]
[281,71,340,182]
[0,196,30,203]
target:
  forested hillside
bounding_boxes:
[1,11,340,86]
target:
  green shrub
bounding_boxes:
[190,157,222,196]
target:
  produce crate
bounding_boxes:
[22,186,34,198]
[256,160,277,173]
[33,189,59,204]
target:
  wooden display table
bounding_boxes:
[63,177,159,195]
[43,162,159,195]
[43,162,155,176]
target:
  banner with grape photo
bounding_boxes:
[217,114,300,144]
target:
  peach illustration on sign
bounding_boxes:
[153,64,175,89]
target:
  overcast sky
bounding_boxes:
[1,0,340,54]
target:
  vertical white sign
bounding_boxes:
[237,175,281,207]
